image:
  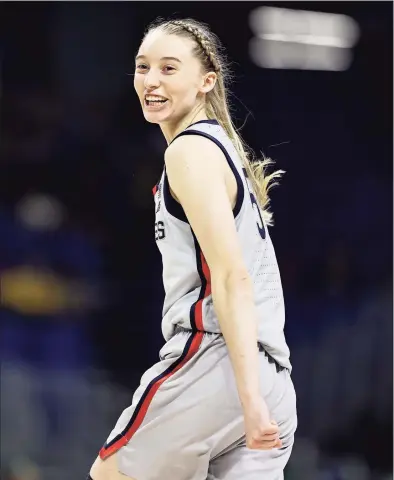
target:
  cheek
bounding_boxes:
[172,81,199,104]
[134,75,144,96]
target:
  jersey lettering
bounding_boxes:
[155,221,165,241]
[155,183,162,213]
[242,167,266,239]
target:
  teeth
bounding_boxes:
[146,96,167,102]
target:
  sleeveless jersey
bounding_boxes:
[153,119,291,370]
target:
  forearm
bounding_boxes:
[211,271,261,410]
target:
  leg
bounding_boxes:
[89,330,235,480]
[90,453,135,480]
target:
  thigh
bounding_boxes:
[90,454,131,480]
[95,331,241,480]
[208,369,297,480]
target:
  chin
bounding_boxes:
[143,110,173,125]
[143,113,161,124]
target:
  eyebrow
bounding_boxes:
[135,55,182,63]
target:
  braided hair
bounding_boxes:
[168,20,221,73]
[141,17,284,226]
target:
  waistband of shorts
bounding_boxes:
[173,325,286,374]
[174,325,219,337]
[258,343,286,374]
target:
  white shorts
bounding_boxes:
[99,328,297,480]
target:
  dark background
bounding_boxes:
[0,2,392,479]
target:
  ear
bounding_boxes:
[199,71,217,94]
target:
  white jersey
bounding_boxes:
[153,119,291,370]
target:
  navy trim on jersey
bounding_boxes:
[163,130,245,222]
[170,120,219,146]
[189,119,218,127]
[163,169,188,222]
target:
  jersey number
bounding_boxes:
[242,168,266,240]
[155,221,165,241]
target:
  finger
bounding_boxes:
[250,430,278,443]
[260,435,283,448]
[250,438,279,450]
[257,432,278,441]
[261,425,279,435]
[248,442,273,451]
[261,438,280,448]
[272,438,282,448]
[247,438,272,450]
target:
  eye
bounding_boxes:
[162,65,176,73]
[136,63,148,72]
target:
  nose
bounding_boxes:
[144,68,160,90]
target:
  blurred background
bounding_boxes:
[0,2,392,479]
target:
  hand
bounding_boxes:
[243,398,282,450]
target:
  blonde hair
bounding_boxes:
[144,17,284,226]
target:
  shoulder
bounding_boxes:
[163,132,231,209]
[164,132,227,175]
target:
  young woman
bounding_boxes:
[90,17,297,480]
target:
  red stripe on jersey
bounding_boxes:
[192,251,211,331]
[201,252,211,297]
[152,185,158,195]
[99,331,204,460]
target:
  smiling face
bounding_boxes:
[134,28,216,127]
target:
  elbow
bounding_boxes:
[212,267,252,294]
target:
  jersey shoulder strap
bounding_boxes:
[170,120,245,219]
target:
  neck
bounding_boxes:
[160,105,209,145]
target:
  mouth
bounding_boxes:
[144,95,169,109]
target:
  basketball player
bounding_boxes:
[89,17,297,480]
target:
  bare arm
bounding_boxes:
[165,134,261,410]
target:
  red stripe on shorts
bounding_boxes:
[99,233,211,459]
[99,330,203,460]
